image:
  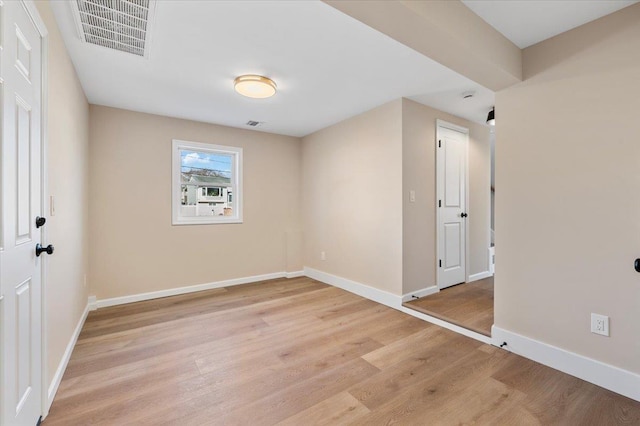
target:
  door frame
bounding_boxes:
[19,0,49,419]
[435,119,470,289]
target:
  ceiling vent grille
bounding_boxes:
[71,0,156,57]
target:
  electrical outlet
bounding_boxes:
[591,313,609,336]
[320,251,326,261]
[409,190,416,202]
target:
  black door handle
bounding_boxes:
[35,244,54,257]
[461,213,468,218]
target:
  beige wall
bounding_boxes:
[88,106,302,300]
[496,3,640,373]
[302,100,404,295]
[402,99,491,294]
[301,98,489,297]
[35,1,91,388]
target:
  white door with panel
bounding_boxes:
[0,1,45,425]
[437,121,468,290]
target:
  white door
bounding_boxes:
[0,1,45,425]
[437,121,468,289]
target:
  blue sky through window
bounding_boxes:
[180,149,231,177]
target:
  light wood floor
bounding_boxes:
[44,277,639,425]
[404,277,494,336]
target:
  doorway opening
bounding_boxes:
[403,121,494,337]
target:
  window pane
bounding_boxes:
[180,149,232,179]
[180,149,233,217]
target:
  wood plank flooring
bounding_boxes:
[44,277,640,425]
[404,277,494,336]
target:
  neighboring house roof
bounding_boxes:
[181,173,231,187]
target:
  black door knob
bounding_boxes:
[35,244,54,257]
[635,259,640,273]
[461,213,468,218]
[35,216,46,228]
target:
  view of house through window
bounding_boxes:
[180,149,233,216]
[172,140,242,225]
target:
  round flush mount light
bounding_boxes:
[234,75,277,99]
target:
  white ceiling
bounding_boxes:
[52,1,637,137]
[462,0,638,48]
[51,0,494,137]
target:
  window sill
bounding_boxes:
[172,217,243,226]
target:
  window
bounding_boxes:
[172,139,242,225]
[205,187,221,197]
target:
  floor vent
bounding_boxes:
[71,0,156,57]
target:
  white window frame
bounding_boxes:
[172,139,243,225]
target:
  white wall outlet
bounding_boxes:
[320,251,326,261]
[409,190,416,202]
[591,313,609,336]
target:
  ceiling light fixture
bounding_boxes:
[486,107,495,126]
[234,75,277,99]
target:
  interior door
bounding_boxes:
[0,1,45,424]
[437,122,468,289]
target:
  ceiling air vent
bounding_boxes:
[71,0,156,57]
[246,121,262,127]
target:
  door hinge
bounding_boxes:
[438,199,441,208]
[439,259,442,267]
[438,140,441,148]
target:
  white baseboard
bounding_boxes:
[303,267,401,308]
[401,285,439,302]
[90,271,295,309]
[468,270,492,282]
[47,302,90,412]
[492,326,640,402]
[285,270,304,278]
